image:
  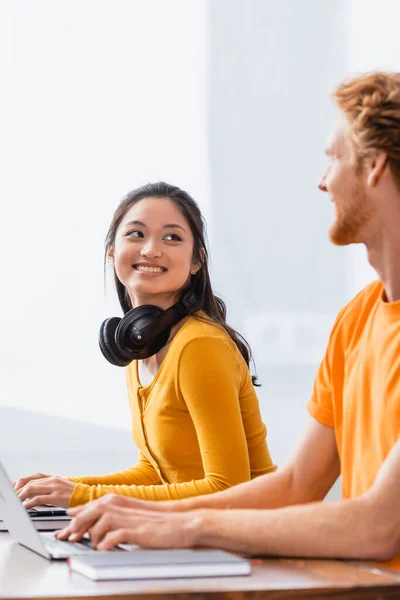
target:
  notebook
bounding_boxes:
[68,549,251,580]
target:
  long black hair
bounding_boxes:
[105,182,259,385]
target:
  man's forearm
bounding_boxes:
[167,469,296,512]
[190,496,396,561]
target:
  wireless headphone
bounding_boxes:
[99,291,198,366]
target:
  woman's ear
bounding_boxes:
[107,247,115,268]
[191,248,205,275]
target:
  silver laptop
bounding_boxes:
[27,505,67,517]
[0,462,128,560]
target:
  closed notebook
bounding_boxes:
[68,549,251,580]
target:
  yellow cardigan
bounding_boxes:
[68,313,275,505]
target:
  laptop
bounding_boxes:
[0,462,129,560]
[27,505,67,517]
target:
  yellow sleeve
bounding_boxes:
[67,452,162,503]
[69,337,267,505]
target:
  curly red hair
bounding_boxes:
[333,71,400,186]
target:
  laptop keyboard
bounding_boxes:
[39,533,122,558]
[28,505,66,516]
[40,532,98,557]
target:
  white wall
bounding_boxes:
[346,0,400,296]
[206,0,351,473]
[1,0,210,429]
[2,0,400,478]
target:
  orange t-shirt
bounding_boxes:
[307,281,400,570]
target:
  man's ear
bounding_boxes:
[367,151,388,188]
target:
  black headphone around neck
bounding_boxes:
[99,291,198,366]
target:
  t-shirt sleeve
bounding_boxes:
[306,307,347,429]
[307,350,335,428]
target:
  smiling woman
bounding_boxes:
[110,196,202,309]
[14,182,276,508]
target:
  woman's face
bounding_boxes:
[110,197,201,308]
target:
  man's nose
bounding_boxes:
[318,176,327,192]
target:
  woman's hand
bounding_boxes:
[56,494,202,550]
[13,472,52,492]
[16,475,76,509]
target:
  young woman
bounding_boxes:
[15,182,275,508]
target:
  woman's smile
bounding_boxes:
[133,262,168,276]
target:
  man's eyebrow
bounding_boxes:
[124,220,186,232]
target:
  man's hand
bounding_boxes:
[16,475,76,509]
[56,494,203,550]
[57,494,173,542]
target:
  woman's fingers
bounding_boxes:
[18,482,53,502]
[16,477,74,509]
[13,473,51,492]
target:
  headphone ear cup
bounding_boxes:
[99,297,195,366]
[99,317,133,367]
[116,305,171,360]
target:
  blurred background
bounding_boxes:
[1,0,399,498]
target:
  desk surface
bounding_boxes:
[1,534,400,600]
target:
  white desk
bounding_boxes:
[1,533,400,599]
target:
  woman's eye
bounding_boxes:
[164,233,181,242]
[126,230,143,238]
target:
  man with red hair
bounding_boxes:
[57,71,400,569]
